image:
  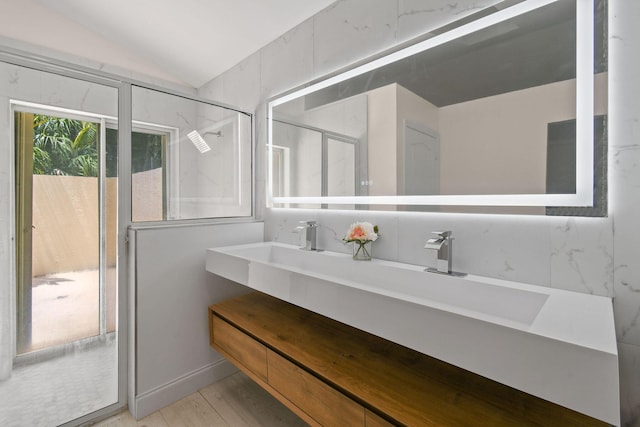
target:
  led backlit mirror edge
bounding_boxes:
[267,0,594,208]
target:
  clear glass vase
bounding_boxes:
[352,241,372,261]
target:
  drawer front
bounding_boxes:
[211,314,268,382]
[267,349,364,427]
[365,409,396,427]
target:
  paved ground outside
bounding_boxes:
[28,268,116,353]
[30,271,99,351]
[0,269,119,426]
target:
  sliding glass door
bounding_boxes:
[0,61,121,426]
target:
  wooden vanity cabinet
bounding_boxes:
[267,349,365,426]
[210,315,267,382]
[211,309,366,426]
[209,291,607,427]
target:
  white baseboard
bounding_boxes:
[131,358,238,420]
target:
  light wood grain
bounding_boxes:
[211,315,268,382]
[94,409,169,427]
[159,392,226,427]
[211,291,608,427]
[96,372,306,427]
[364,410,394,427]
[267,349,365,427]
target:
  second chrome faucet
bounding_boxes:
[424,231,453,274]
[424,230,465,276]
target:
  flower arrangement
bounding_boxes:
[343,222,379,260]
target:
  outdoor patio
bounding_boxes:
[27,268,116,353]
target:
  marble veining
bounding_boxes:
[399,1,497,17]
[619,304,640,342]
[397,0,502,42]
[549,218,614,297]
[199,0,640,424]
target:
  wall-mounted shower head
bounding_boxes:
[187,129,223,153]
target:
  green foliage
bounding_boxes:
[131,131,163,173]
[105,129,164,177]
[31,115,164,178]
[32,114,98,176]
[32,146,51,175]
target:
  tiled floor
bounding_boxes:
[4,272,304,427]
[0,336,118,427]
[95,372,308,427]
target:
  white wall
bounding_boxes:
[395,84,440,196]
[367,83,441,197]
[129,221,263,419]
[439,73,608,195]
[198,1,640,425]
[194,104,252,218]
[368,84,397,196]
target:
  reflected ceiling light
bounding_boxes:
[187,130,211,153]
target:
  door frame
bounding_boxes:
[2,55,131,426]
[12,104,115,354]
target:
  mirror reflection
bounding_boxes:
[269,0,607,214]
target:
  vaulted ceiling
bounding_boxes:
[0,0,336,88]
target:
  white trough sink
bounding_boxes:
[207,241,619,425]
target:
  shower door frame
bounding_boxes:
[2,42,255,425]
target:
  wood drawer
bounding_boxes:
[210,314,268,382]
[211,293,607,427]
[267,349,364,427]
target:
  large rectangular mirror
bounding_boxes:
[268,0,607,215]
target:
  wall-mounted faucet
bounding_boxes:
[296,220,319,251]
[424,231,453,275]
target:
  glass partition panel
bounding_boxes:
[131,86,252,221]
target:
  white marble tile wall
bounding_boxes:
[198,0,640,424]
[610,1,640,423]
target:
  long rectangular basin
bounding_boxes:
[206,241,619,425]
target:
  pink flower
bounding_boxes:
[343,222,379,243]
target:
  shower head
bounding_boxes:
[187,130,211,153]
[187,129,224,153]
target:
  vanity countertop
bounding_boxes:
[206,241,620,425]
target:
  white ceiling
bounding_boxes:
[5,0,336,88]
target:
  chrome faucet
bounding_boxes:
[424,231,453,274]
[296,220,319,251]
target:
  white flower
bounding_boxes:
[343,222,379,242]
